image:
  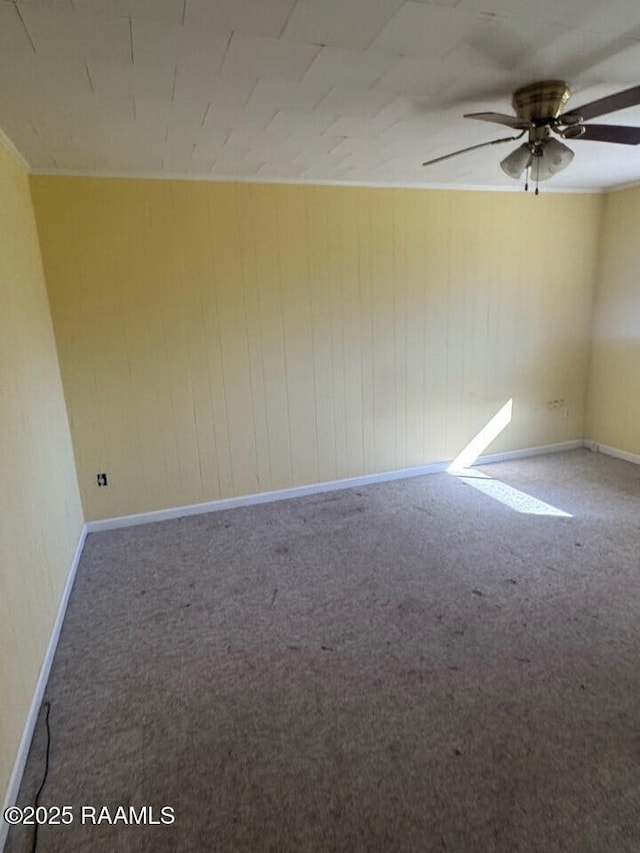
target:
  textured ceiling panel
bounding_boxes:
[75,0,185,25]
[221,34,320,83]
[131,20,229,71]
[302,46,399,90]
[372,4,489,58]
[185,0,297,39]
[17,4,132,61]
[282,0,404,51]
[245,78,330,113]
[1,0,640,188]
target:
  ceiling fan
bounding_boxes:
[422,80,640,190]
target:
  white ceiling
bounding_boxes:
[2,0,640,190]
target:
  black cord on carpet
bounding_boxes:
[31,701,51,853]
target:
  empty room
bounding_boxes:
[1,0,640,851]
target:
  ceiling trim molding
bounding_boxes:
[0,127,31,172]
[604,177,640,193]
[29,167,603,195]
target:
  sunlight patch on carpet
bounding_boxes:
[450,468,572,517]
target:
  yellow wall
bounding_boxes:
[0,144,84,801]
[586,186,640,455]
[30,176,602,521]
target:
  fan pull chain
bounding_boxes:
[524,165,529,192]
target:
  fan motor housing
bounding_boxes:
[512,80,571,122]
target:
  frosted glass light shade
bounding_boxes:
[531,138,574,181]
[500,144,532,179]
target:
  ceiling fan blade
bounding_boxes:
[561,84,640,122]
[575,124,640,145]
[422,133,525,168]
[464,112,531,129]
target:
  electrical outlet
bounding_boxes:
[97,473,108,487]
[563,407,571,419]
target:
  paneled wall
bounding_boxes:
[30,176,602,521]
[586,186,640,455]
[0,144,83,802]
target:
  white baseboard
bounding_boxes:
[86,461,449,532]
[474,439,584,466]
[1,524,88,852]
[86,439,585,533]
[585,440,640,466]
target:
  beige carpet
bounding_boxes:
[6,448,640,852]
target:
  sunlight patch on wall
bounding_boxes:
[448,399,513,472]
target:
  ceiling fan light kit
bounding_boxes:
[422,80,640,191]
[500,136,574,182]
